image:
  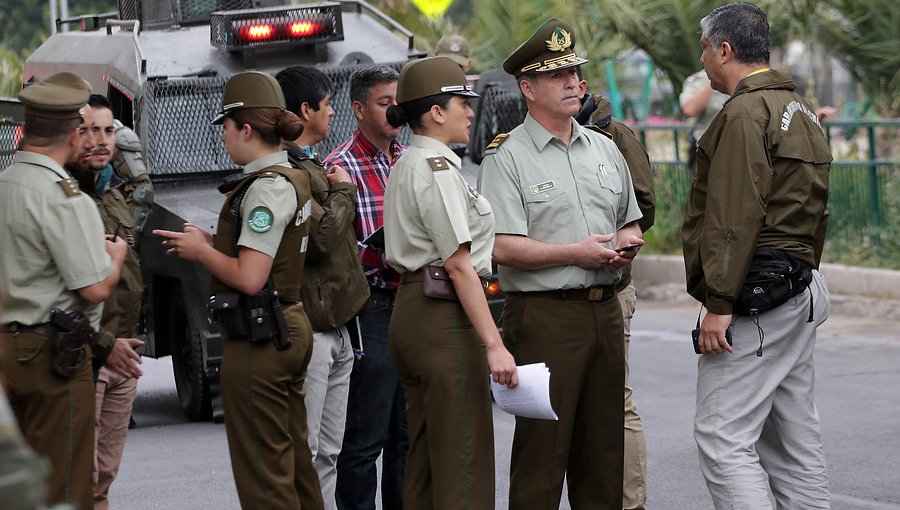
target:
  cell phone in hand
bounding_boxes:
[617,243,642,253]
[692,326,733,354]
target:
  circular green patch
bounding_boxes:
[248,206,274,233]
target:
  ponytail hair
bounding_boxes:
[385,93,453,132]
[228,107,303,146]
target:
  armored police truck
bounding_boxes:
[21,0,422,421]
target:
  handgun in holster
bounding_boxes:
[48,308,93,378]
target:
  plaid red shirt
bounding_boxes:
[324,129,406,290]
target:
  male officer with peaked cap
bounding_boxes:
[478,19,644,510]
[0,72,127,509]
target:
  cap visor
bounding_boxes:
[452,90,480,98]
[211,111,228,125]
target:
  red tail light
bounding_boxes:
[289,21,318,37]
[240,23,274,42]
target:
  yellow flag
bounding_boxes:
[411,0,453,19]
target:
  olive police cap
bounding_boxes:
[503,18,588,77]
[434,35,471,68]
[18,72,92,120]
[212,71,286,124]
[396,56,479,104]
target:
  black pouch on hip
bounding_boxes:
[48,308,91,378]
[734,247,813,316]
[209,292,249,338]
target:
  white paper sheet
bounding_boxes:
[490,362,558,420]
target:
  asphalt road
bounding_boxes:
[110,300,900,509]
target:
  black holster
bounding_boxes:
[48,308,93,378]
[209,280,291,351]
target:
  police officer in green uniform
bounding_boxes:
[154,71,321,510]
[478,19,644,510]
[578,92,656,510]
[0,72,128,509]
[684,4,832,508]
[382,56,518,509]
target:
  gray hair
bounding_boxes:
[700,2,770,65]
[349,65,400,105]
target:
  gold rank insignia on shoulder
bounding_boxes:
[428,156,450,171]
[485,133,509,150]
[57,178,81,197]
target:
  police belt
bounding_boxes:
[0,322,56,338]
[399,268,489,290]
[510,284,617,302]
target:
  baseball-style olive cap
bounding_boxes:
[434,35,470,68]
[18,72,92,120]
[503,18,588,78]
[212,71,286,124]
[396,56,479,104]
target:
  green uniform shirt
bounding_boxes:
[385,135,495,278]
[237,151,301,258]
[479,114,643,292]
[682,69,831,314]
[0,152,111,329]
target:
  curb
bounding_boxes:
[633,255,900,319]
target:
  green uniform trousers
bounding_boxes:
[0,330,95,510]
[502,288,625,510]
[389,278,495,510]
[220,302,323,510]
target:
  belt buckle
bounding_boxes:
[588,287,606,301]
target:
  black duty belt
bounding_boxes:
[513,284,617,302]
[0,322,56,337]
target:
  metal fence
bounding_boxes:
[140,61,408,175]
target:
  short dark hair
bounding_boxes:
[22,114,80,147]
[275,66,335,116]
[88,93,113,112]
[386,93,452,131]
[349,65,399,105]
[700,2,770,65]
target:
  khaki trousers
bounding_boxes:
[220,302,323,510]
[0,330,95,510]
[93,366,138,510]
[502,289,625,510]
[618,282,648,510]
[695,270,831,509]
[389,279,495,510]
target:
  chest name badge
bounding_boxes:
[530,180,556,195]
[248,206,274,233]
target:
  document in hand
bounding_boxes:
[490,362,558,420]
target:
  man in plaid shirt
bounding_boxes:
[323,65,408,510]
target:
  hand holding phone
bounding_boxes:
[617,243,642,253]
[692,326,733,354]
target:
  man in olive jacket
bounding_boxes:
[277,66,370,510]
[577,92,655,510]
[682,4,831,509]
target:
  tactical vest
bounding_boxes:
[210,165,312,302]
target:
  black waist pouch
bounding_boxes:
[734,247,813,316]
[209,282,288,349]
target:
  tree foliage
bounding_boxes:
[812,0,900,115]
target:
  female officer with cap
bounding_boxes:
[382,56,518,509]
[154,71,321,509]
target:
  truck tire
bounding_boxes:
[170,288,212,421]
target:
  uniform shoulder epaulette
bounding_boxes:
[57,178,81,197]
[584,124,613,140]
[485,133,509,151]
[259,170,280,178]
[427,156,450,172]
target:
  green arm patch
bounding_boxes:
[248,206,274,233]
